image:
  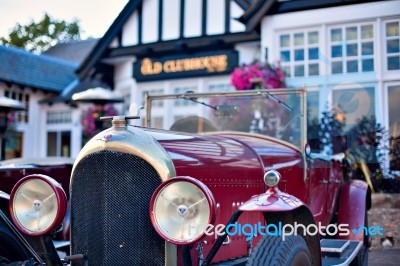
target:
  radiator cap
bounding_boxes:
[100,116,140,128]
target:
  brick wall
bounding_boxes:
[368,194,400,248]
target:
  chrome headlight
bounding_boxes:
[9,174,67,236]
[150,176,215,245]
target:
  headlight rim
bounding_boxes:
[9,174,67,236]
[149,176,216,245]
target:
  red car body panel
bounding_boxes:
[148,129,337,263]
[336,180,370,242]
[149,130,265,262]
[215,133,307,202]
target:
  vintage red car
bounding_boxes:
[0,89,370,266]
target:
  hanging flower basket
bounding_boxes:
[229,61,288,137]
[230,61,286,90]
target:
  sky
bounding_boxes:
[0,0,129,39]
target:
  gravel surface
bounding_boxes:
[368,249,400,266]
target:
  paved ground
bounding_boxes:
[369,249,400,266]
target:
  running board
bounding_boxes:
[321,239,362,266]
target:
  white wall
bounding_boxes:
[122,10,139,46]
[121,0,246,45]
[162,0,180,40]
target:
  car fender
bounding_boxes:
[336,180,371,242]
[239,189,321,266]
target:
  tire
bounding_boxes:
[247,235,312,266]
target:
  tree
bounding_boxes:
[0,13,82,54]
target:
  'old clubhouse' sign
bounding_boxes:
[134,50,238,81]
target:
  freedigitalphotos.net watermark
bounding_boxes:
[190,222,383,241]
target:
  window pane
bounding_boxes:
[387,39,400,53]
[294,33,304,46]
[389,85,400,135]
[280,35,290,47]
[362,42,373,55]
[144,89,164,107]
[346,27,358,40]
[47,132,57,156]
[174,87,197,106]
[308,31,319,44]
[153,117,164,129]
[332,62,343,74]
[294,65,304,77]
[306,90,320,151]
[309,64,319,76]
[362,59,374,72]
[347,60,358,72]
[280,50,291,62]
[332,87,375,131]
[282,66,291,77]
[331,45,342,57]
[388,85,400,169]
[61,131,71,157]
[331,28,342,42]
[346,44,358,56]
[388,56,400,70]
[361,25,373,39]
[309,48,319,60]
[386,22,399,37]
[307,91,319,123]
[208,84,232,92]
[47,111,72,124]
[306,90,321,152]
[5,132,23,159]
[294,49,304,61]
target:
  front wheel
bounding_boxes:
[247,235,312,266]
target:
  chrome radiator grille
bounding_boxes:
[70,150,164,265]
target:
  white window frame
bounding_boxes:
[383,18,400,72]
[328,21,376,74]
[277,28,321,78]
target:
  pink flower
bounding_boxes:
[230,61,286,91]
[81,104,118,138]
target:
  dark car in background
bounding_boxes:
[0,157,73,198]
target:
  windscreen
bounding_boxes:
[145,89,306,149]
